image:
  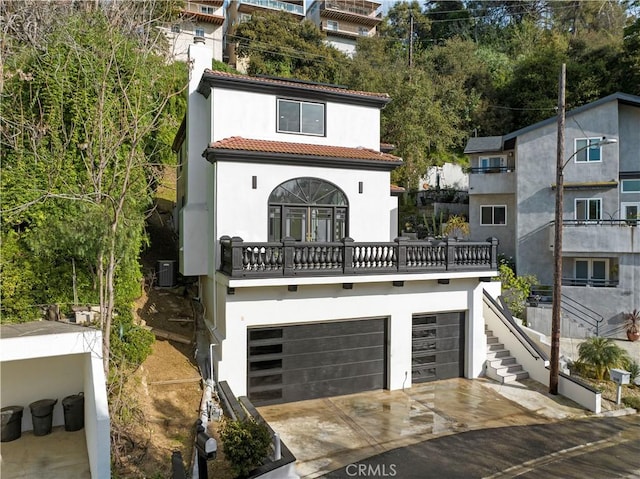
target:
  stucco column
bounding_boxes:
[216,313,248,397]
[467,283,487,378]
[387,312,412,390]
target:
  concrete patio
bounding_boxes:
[0,426,90,479]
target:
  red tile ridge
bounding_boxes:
[204,69,390,100]
[208,137,402,163]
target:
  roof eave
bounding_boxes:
[203,148,402,171]
[198,72,391,108]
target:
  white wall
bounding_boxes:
[0,328,110,478]
[211,88,381,149]
[1,355,84,432]
[213,161,393,243]
[181,41,213,276]
[214,277,487,396]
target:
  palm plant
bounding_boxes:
[624,309,640,341]
[577,337,631,380]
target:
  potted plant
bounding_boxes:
[442,215,470,239]
[625,309,640,342]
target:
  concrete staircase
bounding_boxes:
[485,327,529,383]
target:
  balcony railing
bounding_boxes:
[468,166,515,174]
[325,1,380,17]
[220,236,498,278]
[239,0,304,15]
[562,219,637,226]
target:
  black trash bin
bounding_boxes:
[62,393,84,431]
[1,406,24,442]
[29,399,57,436]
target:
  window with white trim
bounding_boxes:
[200,5,215,14]
[195,27,205,37]
[574,138,603,163]
[480,205,506,225]
[622,202,639,223]
[574,258,609,286]
[358,27,369,36]
[277,99,325,136]
[327,20,339,31]
[575,198,601,221]
[621,179,640,193]
[479,156,505,172]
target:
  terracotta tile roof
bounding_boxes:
[203,69,390,101]
[390,184,406,193]
[208,137,402,163]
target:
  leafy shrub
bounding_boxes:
[220,418,272,477]
[109,309,154,369]
[577,337,631,380]
[627,360,640,386]
[497,263,537,319]
[622,396,640,411]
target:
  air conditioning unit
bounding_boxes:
[157,260,177,287]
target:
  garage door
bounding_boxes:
[248,318,387,406]
[412,312,464,383]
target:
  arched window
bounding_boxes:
[268,178,348,242]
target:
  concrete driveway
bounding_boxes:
[258,378,590,478]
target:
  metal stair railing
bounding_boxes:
[559,293,604,337]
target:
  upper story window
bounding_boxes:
[622,179,640,193]
[575,138,602,163]
[200,5,216,14]
[327,20,339,31]
[479,156,504,172]
[268,178,348,242]
[171,24,181,33]
[195,27,205,37]
[480,205,506,225]
[358,27,369,36]
[277,99,325,136]
[575,198,601,220]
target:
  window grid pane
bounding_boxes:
[622,179,640,193]
[278,100,301,133]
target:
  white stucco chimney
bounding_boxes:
[180,40,213,277]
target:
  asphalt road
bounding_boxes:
[323,415,640,479]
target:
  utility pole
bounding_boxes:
[549,63,566,395]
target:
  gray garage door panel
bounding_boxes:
[248,318,387,406]
[412,312,465,383]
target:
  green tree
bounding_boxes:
[1,6,185,377]
[231,11,349,83]
[425,0,473,43]
[577,337,631,380]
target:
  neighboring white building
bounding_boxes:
[174,39,501,406]
[420,163,469,191]
[0,321,110,478]
[160,0,225,62]
[306,0,382,56]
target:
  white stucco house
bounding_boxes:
[174,39,502,406]
[0,321,110,478]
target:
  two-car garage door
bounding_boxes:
[247,312,465,406]
[247,318,387,406]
